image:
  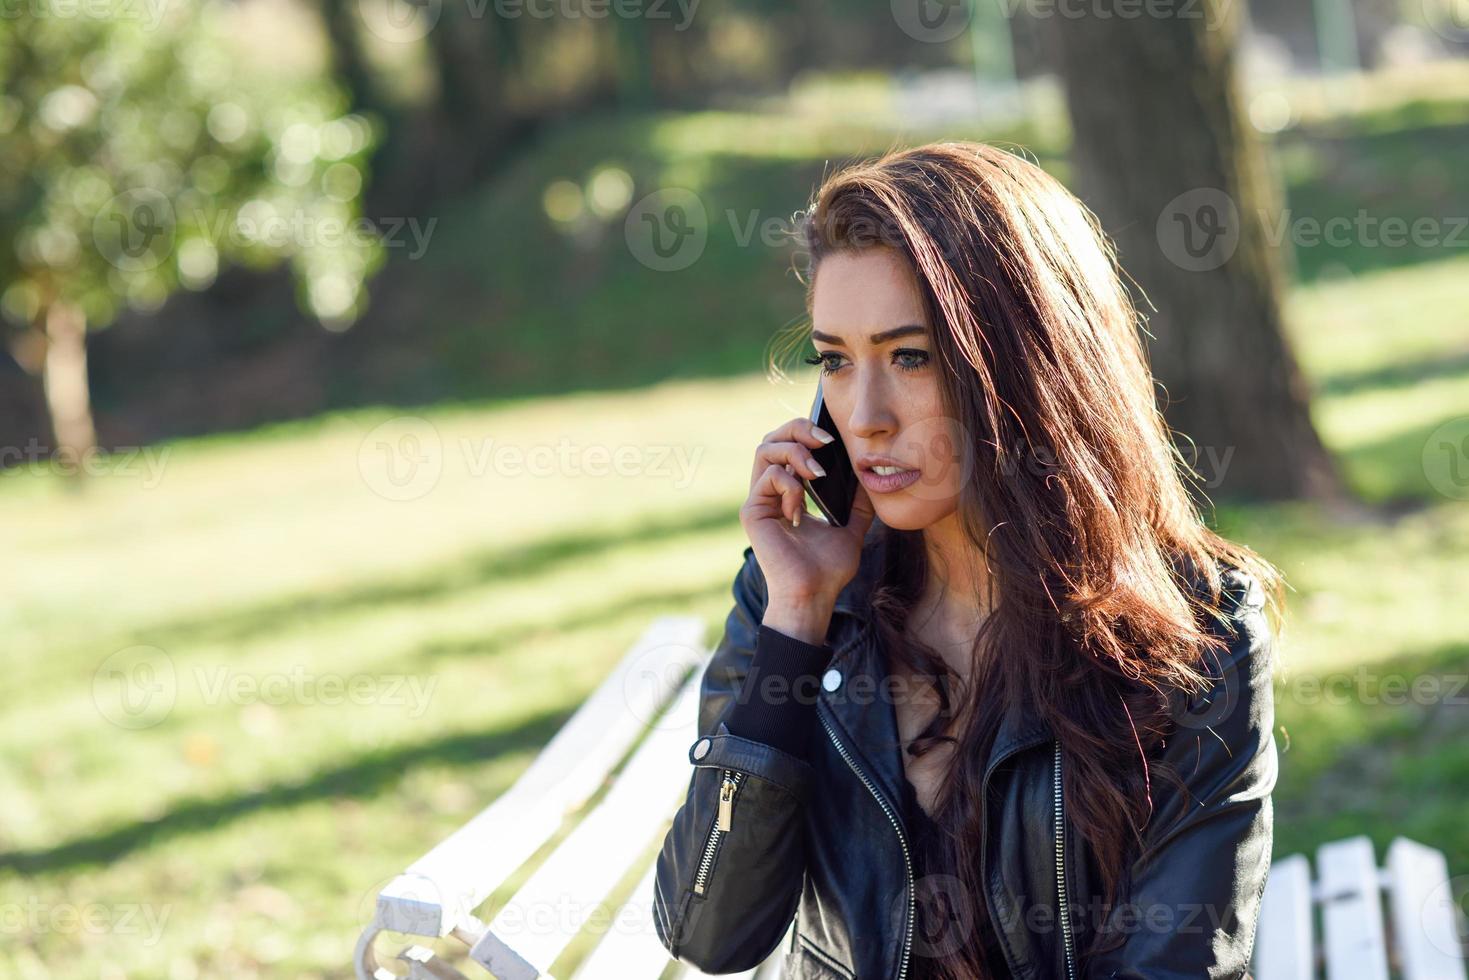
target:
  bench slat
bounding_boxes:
[569,859,674,980]
[377,616,708,938]
[1319,836,1390,980]
[1253,853,1314,980]
[471,659,707,977]
[1385,836,1467,980]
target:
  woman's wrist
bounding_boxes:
[762,600,834,645]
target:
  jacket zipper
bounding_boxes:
[1053,739,1077,980]
[819,707,913,980]
[692,769,743,895]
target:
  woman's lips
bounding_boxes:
[858,465,922,494]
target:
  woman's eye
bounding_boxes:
[803,352,843,375]
[893,349,930,372]
[804,350,929,375]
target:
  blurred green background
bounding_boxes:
[2,0,1468,977]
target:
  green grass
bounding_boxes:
[4,106,1469,975]
[4,248,1467,978]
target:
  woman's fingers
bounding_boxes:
[750,462,807,526]
[763,417,837,451]
[753,441,826,485]
[744,417,838,525]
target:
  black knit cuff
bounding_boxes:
[722,624,833,761]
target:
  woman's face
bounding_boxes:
[809,247,967,531]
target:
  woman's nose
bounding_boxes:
[845,374,898,441]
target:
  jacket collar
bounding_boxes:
[819,518,1053,823]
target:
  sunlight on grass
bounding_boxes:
[3,128,1468,980]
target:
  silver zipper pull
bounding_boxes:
[717,772,736,831]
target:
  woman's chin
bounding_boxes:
[870,496,951,532]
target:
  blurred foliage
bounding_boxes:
[0,3,382,338]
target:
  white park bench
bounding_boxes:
[1251,835,1467,980]
[353,616,792,980]
[354,615,1466,980]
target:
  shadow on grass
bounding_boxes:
[1272,636,1469,869]
[398,579,735,668]
[125,502,741,651]
[1334,411,1469,506]
[0,705,572,876]
[1313,345,1469,399]
[1281,118,1469,284]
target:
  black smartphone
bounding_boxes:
[801,380,858,526]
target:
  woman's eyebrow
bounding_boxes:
[811,323,927,347]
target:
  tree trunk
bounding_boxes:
[39,298,97,479]
[1041,0,1343,502]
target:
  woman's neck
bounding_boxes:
[911,510,994,680]
[920,510,992,618]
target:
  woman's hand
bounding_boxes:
[740,417,876,643]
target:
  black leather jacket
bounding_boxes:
[653,520,1277,979]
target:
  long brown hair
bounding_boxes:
[772,141,1285,976]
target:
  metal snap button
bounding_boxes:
[692,737,711,760]
[822,668,842,692]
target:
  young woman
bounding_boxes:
[652,141,1283,979]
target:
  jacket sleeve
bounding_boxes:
[651,545,830,973]
[1086,567,1278,980]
